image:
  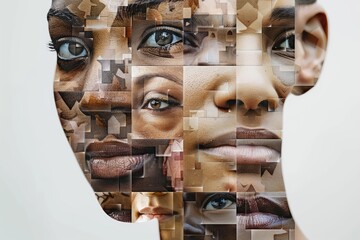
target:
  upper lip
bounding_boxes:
[200,128,280,148]
[236,128,280,139]
[85,136,160,179]
[85,141,154,159]
[139,206,175,216]
[237,195,291,217]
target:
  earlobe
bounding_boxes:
[293,4,328,95]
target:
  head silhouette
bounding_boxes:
[48,0,327,239]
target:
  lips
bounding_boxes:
[199,128,281,164]
[236,128,280,139]
[86,140,155,179]
[136,207,175,223]
[237,195,292,229]
[105,209,132,222]
[201,145,280,164]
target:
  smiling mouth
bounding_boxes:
[86,140,155,179]
[237,195,292,229]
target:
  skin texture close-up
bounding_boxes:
[47,0,327,239]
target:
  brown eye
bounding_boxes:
[150,100,161,109]
[141,94,181,112]
[148,99,169,110]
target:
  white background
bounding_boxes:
[1,0,359,239]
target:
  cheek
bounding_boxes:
[184,78,208,112]
[132,110,183,138]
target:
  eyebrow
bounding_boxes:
[134,73,183,85]
[116,0,181,21]
[270,7,295,22]
[47,8,84,26]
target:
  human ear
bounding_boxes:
[292,3,328,95]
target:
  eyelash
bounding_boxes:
[48,41,56,51]
[271,29,295,60]
[141,95,181,112]
[50,37,91,72]
[137,25,199,58]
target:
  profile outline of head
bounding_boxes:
[48,0,327,239]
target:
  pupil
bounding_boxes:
[150,100,161,109]
[155,31,173,46]
[210,198,226,209]
[288,35,295,49]
[68,42,84,56]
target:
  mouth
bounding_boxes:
[199,128,281,164]
[135,207,176,222]
[200,145,280,164]
[237,195,292,229]
[86,138,155,179]
[105,209,132,222]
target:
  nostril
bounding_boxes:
[226,99,244,109]
[226,100,237,108]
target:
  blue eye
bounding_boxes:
[57,37,89,60]
[203,194,236,211]
[139,26,182,49]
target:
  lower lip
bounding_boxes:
[201,145,280,164]
[238,213,282,229]
[89,154,153,179]
[106,210,131,222]
[136,214,173,222]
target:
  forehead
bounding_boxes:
[50,0,295,20]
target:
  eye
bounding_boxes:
[141,92,181,112]
[271,30,295,60]
[137,25,198,58]
[145,99,170,110]
[202,193,236,211]
[57,37,89,60]
[51,37,91,71]
[139,26,182,49]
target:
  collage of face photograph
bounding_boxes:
[2,0,360,239]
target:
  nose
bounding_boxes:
[214,67,279,112]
